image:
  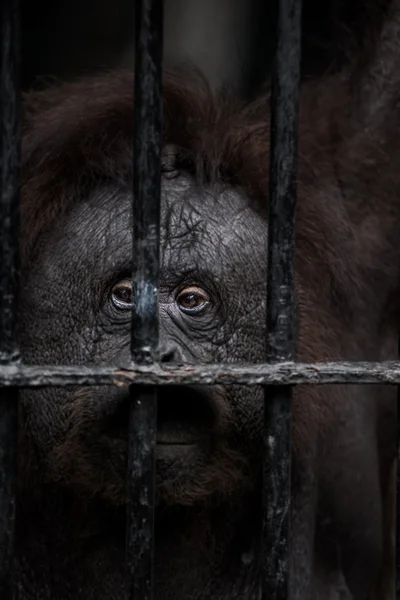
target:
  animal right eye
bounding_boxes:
[111,279,133,310]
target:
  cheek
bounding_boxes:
[214,306,266,363]
[19,270,98,366]
[20,388,72,452]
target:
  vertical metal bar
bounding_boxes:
[397,410,400,599]
[126,1,163,599]
[397,339,400,600]
[0,0,20,598]
[263,0,302,598]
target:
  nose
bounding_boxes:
[159,342,185,364]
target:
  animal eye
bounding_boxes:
[177,286,210,315]
[111,279,133,310]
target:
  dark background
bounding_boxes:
[21,0,390,98]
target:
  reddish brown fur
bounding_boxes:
[22,70,263,263]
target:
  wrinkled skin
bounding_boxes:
[16,5,400,598]
[20,181,267,506]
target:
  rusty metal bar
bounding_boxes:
[263,0,302,597]
[1,361,400,387]
[126,0,163,599]
[0,0,20,597]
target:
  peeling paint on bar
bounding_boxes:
[1,361,400,387]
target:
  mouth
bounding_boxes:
[74,386,240,505]
[156,385,217,444]
[104,385,218,447]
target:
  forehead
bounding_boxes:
[45,175,267,274]
[160,176,264,254]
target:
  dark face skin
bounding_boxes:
[20,175,267,507]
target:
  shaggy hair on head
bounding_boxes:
[21,69,266,264]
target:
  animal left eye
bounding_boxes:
[176,286,210,314]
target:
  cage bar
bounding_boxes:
[397,339,400,600]
[397,399,400,599]
[0,0,20,598]
[126,0,163,598]
[2,360,400,387]
[263,0,302,597]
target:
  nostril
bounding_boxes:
[160,348,175,363]
[159,344,183,364]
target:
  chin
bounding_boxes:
[155,439,250,507]
[43,385,250,507]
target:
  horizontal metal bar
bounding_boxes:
[2,361,400,387]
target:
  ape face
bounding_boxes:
[19,172,267,505]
